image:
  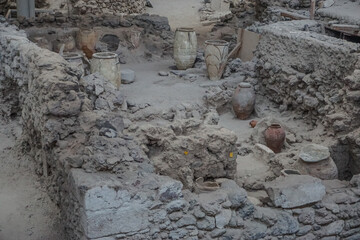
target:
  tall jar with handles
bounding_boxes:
[204,40,229,81]
[173,28,197,70]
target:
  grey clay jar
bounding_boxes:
[232,82,255,120]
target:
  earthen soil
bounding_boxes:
[0,118,64,240]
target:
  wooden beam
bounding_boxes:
[280,10,309,20]
[331,24,360,32]
[5,9,11,19]
[310,0,316,20]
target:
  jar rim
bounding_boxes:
[205,40,229,46]
[63,53,82,60]
[176,27,195,32]
[270,123,282,128]
[92,52,118,59]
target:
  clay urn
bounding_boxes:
[232,82,256,120]
[173,28,197,70]
[297,144,338,180]
[264,124,286,153]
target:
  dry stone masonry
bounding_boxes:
[2,18,360,240]
[255,20,360,130]
[71,0,146,15]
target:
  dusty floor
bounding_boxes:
[121,60,328,190]
[0,118,63,240]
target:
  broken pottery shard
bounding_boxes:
[299,144,330,163]
[265,175,326,209]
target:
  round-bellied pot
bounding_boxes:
[204,40,229,80]
[232,82,256,120]
[90,52,121,89]
[173,28,197,70]
[77,29,97,52]
[63,53,84,76]
[264,124,286,153]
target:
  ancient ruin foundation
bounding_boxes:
[1,0,360,239]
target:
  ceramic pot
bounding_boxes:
[63,53,84,77]
[204,40,229,80]
[265,124,286,153]
[77,29,97,52]
[194,177,220,193]
[300,158,338,180]
[173,28,197,70]
[90,52,121,89]
[232,82,255,120]
[53,35,76,52]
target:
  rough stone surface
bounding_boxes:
[3,16,360,240]
[255,20,359,131]
[265,175,326,208]
[254,143,275,162]
[72,0,146,15]
[134,119,238,189]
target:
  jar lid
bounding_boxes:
[299,144,330,163]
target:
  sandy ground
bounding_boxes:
[146,0,203,31]
[122,61,207,114]
[0,119,64,240]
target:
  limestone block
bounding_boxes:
[254,143,275,162]
[265,175,326,208]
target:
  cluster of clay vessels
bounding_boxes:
[232,82,286,154]
[174,28,286,154]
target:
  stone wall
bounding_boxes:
[255,20,360,131]
[71,0,146,15]
[253,20,360,178]
[255,0,312,9]
[0,0,146,16]
[2,18,360,240]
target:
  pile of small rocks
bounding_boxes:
[72,0,146,15]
